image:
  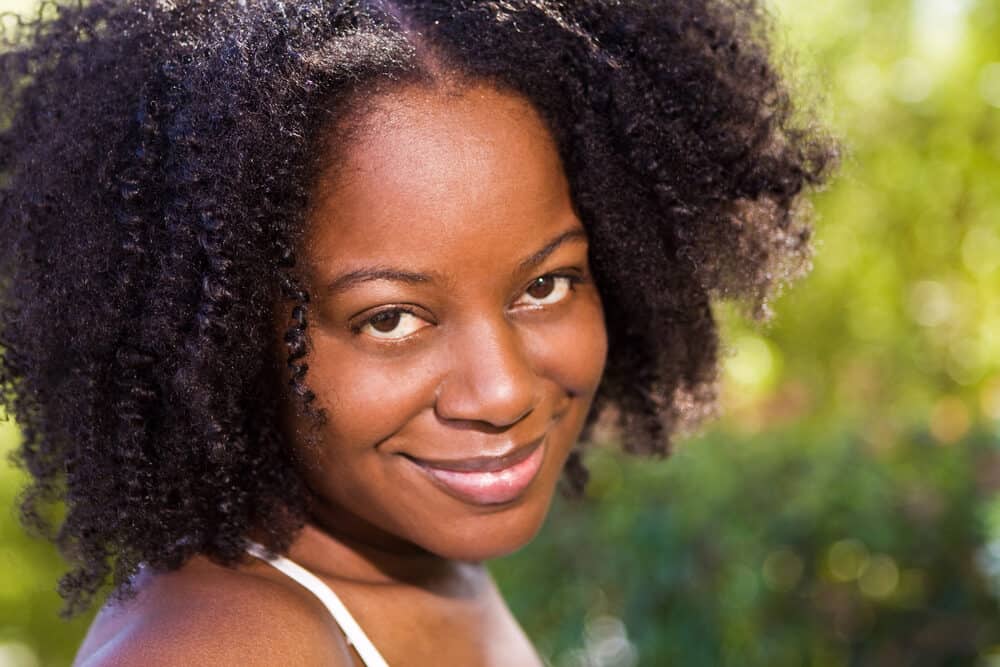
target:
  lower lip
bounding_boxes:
[411,440,547,506]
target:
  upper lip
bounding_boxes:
[403,435,546,474]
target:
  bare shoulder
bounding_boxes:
[73,555,355,667]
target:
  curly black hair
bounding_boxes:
[0,0,835,615]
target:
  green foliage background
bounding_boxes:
[1,0,999,665]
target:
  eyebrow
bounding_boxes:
[516,228,588,274]
[324,227,588,295]
[326,267,433,294]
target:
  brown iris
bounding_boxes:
[526,276,556,300]
[370,311,402,333]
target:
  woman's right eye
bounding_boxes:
[353,308,431,341]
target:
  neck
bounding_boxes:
[289,513,483,597]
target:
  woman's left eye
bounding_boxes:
[514,275,579,307]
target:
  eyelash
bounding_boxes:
[517,273,585,309]
[348,304,423,335]
[348,272,586,339]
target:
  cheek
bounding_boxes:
[301,329,438,453]
[527,294,608,400]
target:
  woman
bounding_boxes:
[0,1,835,664]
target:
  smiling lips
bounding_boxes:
[405,436,547,506]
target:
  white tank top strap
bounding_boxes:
[244,540,390,667]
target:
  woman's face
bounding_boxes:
[287,83,607,562]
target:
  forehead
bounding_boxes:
[304,83,580,268]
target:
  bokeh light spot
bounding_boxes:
[844,62,884,106]
[962,224,1000,275]
[827,539,870,582]
[582,615,638,667]
[979,62,1000,108]
[858,554,900,599]
[909,280,953,327]
[892,58,933,103]
[948,337,985,386]
[929,396,971,444]
[981,377,1000,421]
[724,335,778,392]
[0,642,40,667]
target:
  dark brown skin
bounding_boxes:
[74,83,608,666]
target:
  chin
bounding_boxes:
[418,486,557,562]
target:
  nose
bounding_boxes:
[434,317,539,429]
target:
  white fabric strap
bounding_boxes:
[245,540,390,667]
